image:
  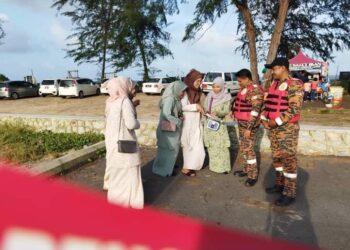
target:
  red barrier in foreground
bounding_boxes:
[0,164,316,250]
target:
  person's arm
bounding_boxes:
[162,98,182,126]
[216,100,231,118]
[122,99,140,130]
[246,87,264,129]
[274,80,304,126]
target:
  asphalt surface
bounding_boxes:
[62,147,350,250]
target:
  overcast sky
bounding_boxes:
[0,0,349,81]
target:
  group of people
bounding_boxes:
[303,76,330,102]
[103,57,304,210]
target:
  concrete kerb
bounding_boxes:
[31,141,106,176]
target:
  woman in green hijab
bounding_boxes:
[152,81,188,177]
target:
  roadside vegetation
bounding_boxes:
[0,123,104,163]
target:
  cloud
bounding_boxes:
[49,20,69,48]
[0,13,9,22]
[1,0,50,11]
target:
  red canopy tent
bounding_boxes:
[289,51,323,65]
[289,51,329,77]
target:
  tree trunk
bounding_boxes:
[100,0,113,81]
[234,2,259,83]
[263,0,290,87]
[136,34,149,82]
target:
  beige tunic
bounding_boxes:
[104,98,144,209]
[180,93,205,170]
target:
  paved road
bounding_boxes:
[62,148,350,250]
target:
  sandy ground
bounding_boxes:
[0,93,349,126]
[62,147,350,250]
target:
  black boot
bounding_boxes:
[245,178,257,187]
[274,195,295,206]
[233,170,247,177]
[265,185,284,194]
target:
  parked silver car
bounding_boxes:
[0,81,39,99]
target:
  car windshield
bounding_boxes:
[42,80,55,85]
[0,83,4,88]
[204,73,222,82]
[60,80,75,87]
[148,78,160,83]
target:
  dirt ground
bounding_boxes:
[0,93,349,126]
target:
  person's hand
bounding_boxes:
[244,129,251,138]
[211,112,218,118]
[262,120,270,129]
[268,119,277,129]
[196,104,204,114]
[133,99,140,107]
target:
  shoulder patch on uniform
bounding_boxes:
[279,82,288,91]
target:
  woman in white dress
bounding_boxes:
[104,76,144,209]
[181,69,205,177]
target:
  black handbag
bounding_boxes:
[117,99,138,154]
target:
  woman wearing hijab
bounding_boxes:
[181,69,205,177]
[204,77,232,174]
[104,76,144,209]
[152,80,188,177]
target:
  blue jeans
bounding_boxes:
[311,90,317,101]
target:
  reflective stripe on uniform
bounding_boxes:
[251,110,259,117]
[275,167,283,172]
[283,172,297,179]
[247,159,257,165]
[260,115,268,121]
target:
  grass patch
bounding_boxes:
[0,123,104,163]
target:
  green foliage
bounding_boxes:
[0,123,104,163]
[0,74,9,81]
[236,0,350,61]
[182,0,350,62]
[53,0,178,81]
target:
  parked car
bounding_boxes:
[101,79,140,95]
[39,79,60,97]
[59,78,101,98]
[0,81,39,99]
[100,79,109,95]
[201,72,240,94]
[142,77,178,95]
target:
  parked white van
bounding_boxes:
[142,77,178,95]
[39,79,60,97]
[201,72,240,94]
[59,78,101,98]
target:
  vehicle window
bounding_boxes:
[163,78,171,84]
[77,79,88,85]
[165,77,177,83]
[42,80,55,85]
[224,73,232,81]
[0,83,4,88]
[231,73,237,81]
[23,82,32,88]
[9,81,24,87]
[148,78,160,83]
[60,80,75,87]
[204,73,221,82]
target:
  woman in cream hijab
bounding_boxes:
[104,76,144,209]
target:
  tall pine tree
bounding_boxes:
[53,0,178,81]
